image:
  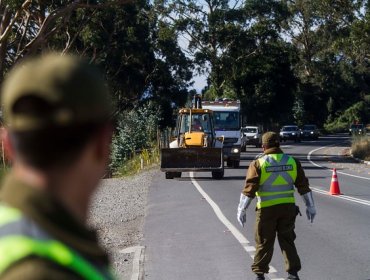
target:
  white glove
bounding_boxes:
[237,194,253,227]
[302,191,316,223]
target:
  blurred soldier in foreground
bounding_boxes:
[237,132,316,280]
[0,54,115,279]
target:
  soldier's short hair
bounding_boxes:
[262,132,280,148]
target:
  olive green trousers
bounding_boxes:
[251,203,301,274]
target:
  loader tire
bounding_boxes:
[212,170,224,180]
[165,172,175,179]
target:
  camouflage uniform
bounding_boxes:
[0,54,114,280]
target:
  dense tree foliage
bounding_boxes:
[1,0,370,133]
[0,0,191,122]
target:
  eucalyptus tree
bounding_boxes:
[153,0,246,97]
[0,0,130,83]
[285,0,365,124]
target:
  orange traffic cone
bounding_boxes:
[329,168,341,195]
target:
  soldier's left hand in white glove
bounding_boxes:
[237,194,253,227]
[302,191,316,223]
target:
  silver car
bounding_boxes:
[279,125,301,142]
[241,126,262,151]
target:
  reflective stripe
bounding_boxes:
[0,205,114,279]
[258,183,295,193]
[256,190,295,198]
[0,236,104,280]
[256,154,297,208]
[257,197,296,208]
[0,205,21,227]
[259,154,296,188]
[0,217,50,240]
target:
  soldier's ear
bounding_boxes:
[94,123,114,162]
[1,128,15,162]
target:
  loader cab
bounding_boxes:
[175,109,216,147]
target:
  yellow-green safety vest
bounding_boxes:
[0,204,115,280]
[256,154,297,209]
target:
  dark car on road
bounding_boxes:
[349,124,366,135]
[300,124,319,140]
[279,125,301,142]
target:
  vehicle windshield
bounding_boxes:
[303,125,316,130]
[281,126,298,131]
[214,111,240,131]
[179,113,213,134]
[243,127,257,133]
[350,124,364,129]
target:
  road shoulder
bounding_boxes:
[88,168,160,280]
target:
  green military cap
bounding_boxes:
[262,131,280,146]
[1,53,112,131]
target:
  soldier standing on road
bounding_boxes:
[237,132,316,280]
[0,54,115,279]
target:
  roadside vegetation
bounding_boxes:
[109,102,161,177]
[112,148,159,177]
[324,102,370,133]
[2,1,370,169]
[352,136,370,161]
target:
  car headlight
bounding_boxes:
[292,133,295,135]
[232,148,239,153]
[310,131,314,134]
[253,135,257,138]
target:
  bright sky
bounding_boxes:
[193,74,207,92]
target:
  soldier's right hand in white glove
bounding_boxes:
[302,191,316,223]
[237,208,246,227]
[237,194,253,227]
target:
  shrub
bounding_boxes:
[110,102,160,175]
[352,136,370,161]
[324,101,369,133]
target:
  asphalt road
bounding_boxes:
[143,135,370,280]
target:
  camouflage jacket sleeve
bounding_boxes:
[294,158,311,195]
[242,160,261,198]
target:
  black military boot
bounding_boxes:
[255,274,265,280]
[287,270,300,280]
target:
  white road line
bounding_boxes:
[311,187,370,207]
[190,172,282,280]
[307,144,370,181]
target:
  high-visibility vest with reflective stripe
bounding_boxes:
[0,204,114,280]
[256,154,297,209]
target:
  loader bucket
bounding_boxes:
[160,148,223,172]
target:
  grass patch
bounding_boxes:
[351,136,370,161]
[112,147,160,177]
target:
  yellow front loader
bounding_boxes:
[160,96,224,179]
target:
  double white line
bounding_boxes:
[308,143,370,207]
[311,187,370,207]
